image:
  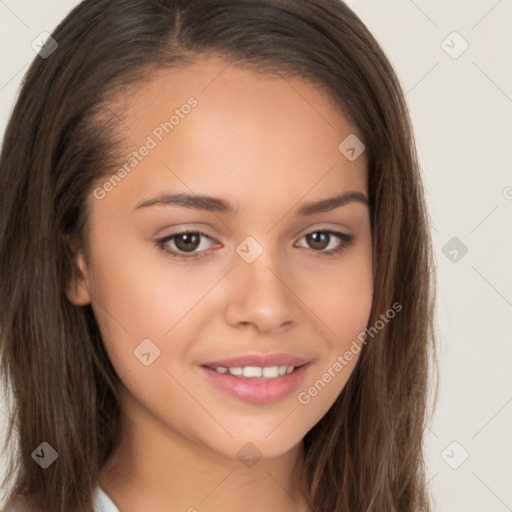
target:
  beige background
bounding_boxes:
[1,1,511,510]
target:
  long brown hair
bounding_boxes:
[0,1,438,510]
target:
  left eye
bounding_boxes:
[295,230,353,255]
[156,229,353,260]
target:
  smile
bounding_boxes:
[198,353,310,403]
[209,365,296,379]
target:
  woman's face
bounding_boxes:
[68,57,373,460]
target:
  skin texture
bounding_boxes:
[67,57,373,512]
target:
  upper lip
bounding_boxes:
[201,352,310,368]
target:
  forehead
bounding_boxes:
[99,56,368,211]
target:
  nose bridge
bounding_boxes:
[224,236,298,332]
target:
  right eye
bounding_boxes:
[155,230,218,260]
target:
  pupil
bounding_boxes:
[175,233,200,252]
[307,232,329,250]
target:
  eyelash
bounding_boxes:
[155,229,354,261]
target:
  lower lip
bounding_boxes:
[199,364,310,404]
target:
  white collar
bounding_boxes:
[93,484,120,512]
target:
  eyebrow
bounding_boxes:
[134,191,369,215]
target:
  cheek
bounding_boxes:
[302,250,374,348]
[294,284,371,435]
[85,241,232,396]
[293,251,373,414]
[86,229,208,340]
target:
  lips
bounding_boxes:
[198,352,311,403]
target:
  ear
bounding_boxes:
[65,239,92,306]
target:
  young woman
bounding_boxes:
[0,0,437,511]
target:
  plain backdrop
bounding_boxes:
[0,1,511,510]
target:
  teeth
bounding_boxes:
[262,366,278,378]
[213,365,296,379]
[242,366,262,378]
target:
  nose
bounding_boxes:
[223,247,301,334]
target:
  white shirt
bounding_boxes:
[94,485,120,512]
